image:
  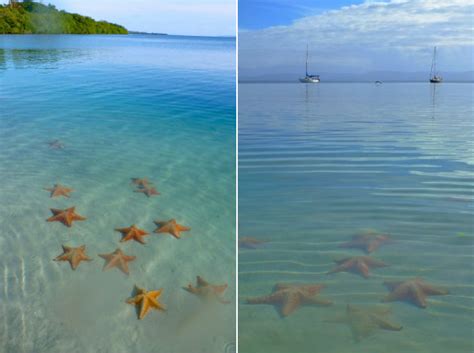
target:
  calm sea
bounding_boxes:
[239,82,473,353]
[0,34,235,353]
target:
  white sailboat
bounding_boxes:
[299,45,320,83]
[429,46,442,83]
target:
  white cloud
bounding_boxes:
[240,0,474,76]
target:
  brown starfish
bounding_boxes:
[115,225,149,244]
[46,207,86,227]
[131,178,152,188]
[327,256,388,278]
[154,219,190,239]
[184,276,230,304]
[382,278,449,308]
[134,185,160,197]
[54,245,92,270]
[126,285,166,320]
[246,283,332,317]
[98,248,136,275]
[48,140,64,149]
[44,184,74,198]
[326,304,402,342]
[339,231,391,253]
[239,237,266,249]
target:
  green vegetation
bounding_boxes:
[0,1,128,34]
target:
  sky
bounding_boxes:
[239,0,474,80]
[2,0,236,36]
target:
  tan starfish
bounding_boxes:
[246,283,332,317]
[326,304,402,342]
[327,256,388,278]
[115,225,149,244]
[339,230,391,253]
[184,276,230,304]
[134,185,160,197]
[54,245,92,270]
[154,219,190,239]
[46,207,86,227]
[382,278,448,308]
[98,248,136,275]
[44,184,74,198]
[239,237,266,249]
[126,285,166,320]
[131,178,152,188]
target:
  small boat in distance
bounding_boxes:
[430,46,442,83]
[299,45,320,83]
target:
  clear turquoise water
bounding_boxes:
[0,35,235,353]
[239,83,473,353]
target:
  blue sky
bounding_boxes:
[239,0,474,79]
[2,0,236,36]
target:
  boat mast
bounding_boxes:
[430,46,437,78]
[305,44,308,77]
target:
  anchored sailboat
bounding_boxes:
[429,46,442,83]
[299,45,320,83]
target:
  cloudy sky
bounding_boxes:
[2,0,236,36]
[239,0,474,79]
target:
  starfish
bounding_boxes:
[326,304,402,342]
[134,185,160,197]
[98,248,136,275]
[184,276,230,304]
[246,283,332,317]
[44,184,74,198]
[126,285,166,320]
[339,231,391,253]
[154,219,190,239]
[131,178,152,188]
[47,207,86,227]
[54,245,92,270]
[48,140,64,149]
[327,256,388,278]
[115,225,149,244]
[239,237,266,249]
[382,278,448,308]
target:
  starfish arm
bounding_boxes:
[149,297,166,311]
[334,257,351,264]
[177,225,190,232]
[356,262,370,278]
[196,276,209,287]
[372,316,403,331]
[135,236,146,244]
[53,254,69,262]
[366,242,378,253]
[213,284,228,294]
[139,301,150,319]
[365,258,388,267]
[411,286,428,308]
[304,296,332,306]
[148,289,163,299]
[280,293,300,317]
[419,283,449,296]
[72,214,86,221]
[327,264,346,275]
[184,285,198,294]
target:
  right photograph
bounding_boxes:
[238,1,473,353]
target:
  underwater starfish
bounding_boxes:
[339,231,391,253]
[326,304,402,342]
[47,207,86,227]
[382,278,448,308]
[48,140,64,149]
[44,184,74,198]
[134,185,160,197]
[239,237,266,249]
[126,285,166,320]
[327,256,388,278]
[154,219,190,239]
[115,225,149,244]
[98,248,136,275]
[246,283,332,317]
[54,245,92,270]
[131,178,152,188]
[184,276,230,304]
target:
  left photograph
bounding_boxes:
[0,1,236,352]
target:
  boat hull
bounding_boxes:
[299,77,320,83]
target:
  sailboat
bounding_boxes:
[299,45,320,83]
[429,46,442,83]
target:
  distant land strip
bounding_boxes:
[0,1,127,34]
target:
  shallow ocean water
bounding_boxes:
[238,83,473,353]
[0,35,235,353]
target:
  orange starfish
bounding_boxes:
[134,185,160,197]
[47,207,86,227]
[44,184,74,198]
[115,225,149,244]
[98,248,136,275]
[126,285,166,319]
[246,283,332,317]
[154,219,190,239]
[54,245,92,270]
[239,237,266,249]
[184,276,230,304]
[382,278,448,308]
[131,178,151,188]
[327,256,388,278]
[339,231,391,253]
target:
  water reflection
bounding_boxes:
[0,48,84,69]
